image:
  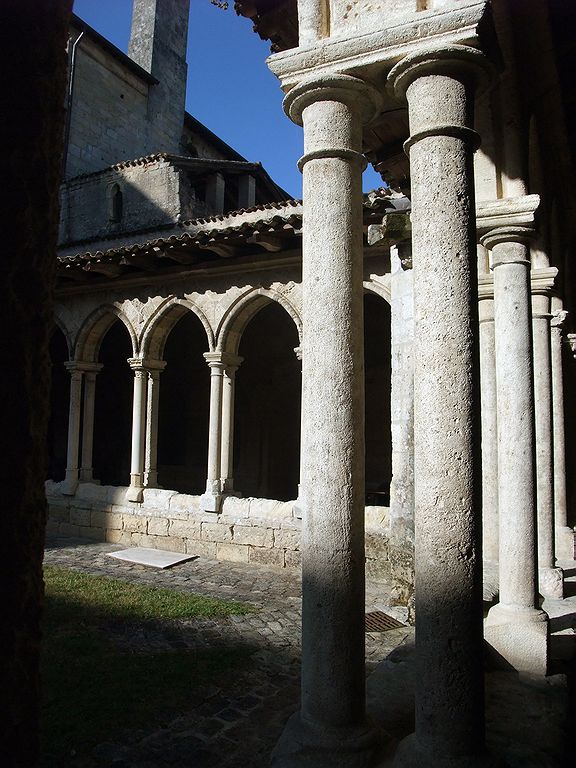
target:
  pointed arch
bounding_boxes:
[363,277,391,305]
[217,287,302,355]
[140,296,214,360]
[74,304,137,362]
[51,310,73,358]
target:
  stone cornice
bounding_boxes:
[477,273,494,300]
[267,1,491,89]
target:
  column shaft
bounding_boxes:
[62,364,83,495]
[220,359,241,493]
[483,228,548,676]
[389,46,494,768]
[532,291,562,597]
[551,307,573,561]
[79,368,100,482]
[478,283,499,570]
[126,362,148,502]
[201,353,225,512]
[144,366,164,488]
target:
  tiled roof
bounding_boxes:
[56,193,407,285]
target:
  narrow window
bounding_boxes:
[109,184,123,223]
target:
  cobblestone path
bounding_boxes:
[44,537,412,767]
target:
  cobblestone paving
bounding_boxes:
[44,537,412,767]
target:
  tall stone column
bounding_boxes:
[273,74,382,767]
[220,354,242,494]
[62,362,84,495]
[389,46,494,768]
[550,303,574,561]
[478,274,499,574]
[144,361,166,489]
[201,352,225,512]
[79,364,102,483]
[531,274,563,597]
[482,226,548,676]
[388,242,415,613]
[126,359,148,503]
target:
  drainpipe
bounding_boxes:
[61,30,84,180]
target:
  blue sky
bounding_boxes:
[72,0,383,198]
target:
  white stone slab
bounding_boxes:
[107,547,194,569]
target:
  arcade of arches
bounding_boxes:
[47,288,393,580]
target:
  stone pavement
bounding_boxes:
[44,537,574,767]
[43,536,411,767]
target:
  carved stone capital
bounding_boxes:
[283,73,382,127]
[551,309,568,330]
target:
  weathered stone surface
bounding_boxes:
[249,546,285,568]
[147,517,170,537]
[69,507,92,527]
[234,525,274,548]
[202,523,233,543]
[216,542,249,564]
[121,513,148,534]
[273,528,300,550]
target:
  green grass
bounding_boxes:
[41,567,255,766]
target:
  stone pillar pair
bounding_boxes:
[62,361,102,495]
[200,352,243,512]
[126,358,165,502]
[273,44,496,768]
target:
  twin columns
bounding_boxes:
[63,352,242,509]
[273,44,554,768]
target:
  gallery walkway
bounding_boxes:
[44,536,573,767]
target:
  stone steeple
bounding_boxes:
[128,0,190,153]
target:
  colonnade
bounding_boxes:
[61,351,242,507]
[268,26,573,765]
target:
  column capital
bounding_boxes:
[64,360,102,374]
[388,44,494,101]
[283,73,382,128]
[480,226,535,257]
[204,351,243,369]
[551,309,568,329]
[530,266,558,297]
[567,334,576,359]
[127,357,166,373]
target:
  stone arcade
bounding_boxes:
[47,1,576,766]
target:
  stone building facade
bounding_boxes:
[48,1,576,765]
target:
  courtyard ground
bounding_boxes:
[43,537,574,767]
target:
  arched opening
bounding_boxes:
[93,320,133,486]
[364,292,392,505]
[157,312,210,494]
[109,183,123,223]
[234,301,301,501]
[47,327,69,481]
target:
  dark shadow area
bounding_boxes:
[93,320,133,486]
[157,311,209,494]
[364,292,392,505]
[234,302,301,501]
[47,328,70,481]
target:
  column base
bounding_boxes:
[272,711,385,768]
[538,567,564,599]
[484,603,548,675]
[61,476,79,496]
[391,734,500,768]
[555,526,575,563]
[200,492,222,513]
[126,485,144,503]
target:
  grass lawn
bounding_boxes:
[41,566,256,766]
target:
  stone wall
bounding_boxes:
[67,33,151,179]
[46,482,391,582]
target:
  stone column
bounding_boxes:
[531,274,563,597]
[201,352,225,512]
[79,363,102,483]
[388,242,415,613]
[62,362,84,495]
[220,354,243,494]
[482,226,548,676]
[550,303,573,562]
[144,361,166,489]
[478,273,499,575]
[389,46,494,768]
[273,74,382,766]
[126,359,148,503]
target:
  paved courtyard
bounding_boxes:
[44,536,411,767]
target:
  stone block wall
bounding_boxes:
[46,482,391,581]
[59,158,182,245]
[67,34,151,179]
